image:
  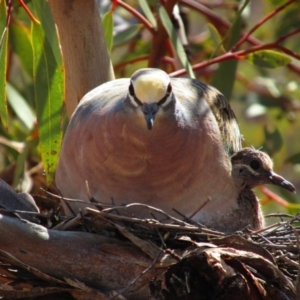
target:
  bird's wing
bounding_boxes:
[192,79,242,154]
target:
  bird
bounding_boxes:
[208,147,296,233]
[55,68,243,222]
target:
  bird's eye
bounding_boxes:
[166,83,172,95]
[129,83,135,96]
[250,159,260,170]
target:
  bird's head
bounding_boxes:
[231,148,296,193]
[128,68,173,130]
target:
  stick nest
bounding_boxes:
[0,195,299,300]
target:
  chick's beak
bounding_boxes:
[142,103,159,130]
[269,171,296,193]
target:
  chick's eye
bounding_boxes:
[250,159,260,170]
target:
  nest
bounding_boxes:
[0,195,299,300]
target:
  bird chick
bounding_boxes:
[208,148,295,233]
[231,147,295,193]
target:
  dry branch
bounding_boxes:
[0,214,166,299]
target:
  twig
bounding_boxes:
[172,208,204,227]
[189,197,211,219]
[148,0,178,68]
[184,271,191,293]
[43,190,111,207]
[115,0,155,34]
[259,187,289,207]
[108,246,162,299]
[231,0,296,51]
[179,0,300,76]
[102,203,193,227]
[171,26,300,78]
[86,208,225,237]
[265,213,296,219]
[292,227,300,295]
[18,0,40,24]
[278,255,299,268]
[250,221,287,236]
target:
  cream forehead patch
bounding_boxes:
[133,74,169,104]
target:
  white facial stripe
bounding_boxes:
[128,93,139,107]
[160,94,172,107]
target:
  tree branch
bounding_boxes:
[0,214,165,299]
[48,0,114,118]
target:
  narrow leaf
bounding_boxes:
[6,83,35,131]
[211,1,248,100]
[207,23,225,55]
[246,50,291,69]
[0,0,8,129]
[31,22,64,184]
[31,0,62,66]
[138,0,157,27]
[9,22,33,76]
[114,24,141,46]
[159,6,195,79]
[102,10,114,53]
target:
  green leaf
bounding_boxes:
[159,6,195,79]
[9,22,33,76]
[31,22,64,185]
[31,0,62,66]
[0,0,8,129]
[246,50,291,69]
[286,153,300,164]
[6,83,35,131]
[114,24,142,46]
[138,0,157,27]
[211,0,248,100]
[207,23,225,55]
[102,10,114,53]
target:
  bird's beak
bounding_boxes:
[142,103,159,130]
[269,171,296,193]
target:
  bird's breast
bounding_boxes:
[74,109,238,217]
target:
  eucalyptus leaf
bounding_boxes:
[102,10,114,53]
[211,0,248,100]
[31,0,62,66]
[9,22,33,76]
[6,83,35,131]
[246,50,291,69]
[31,22,63,184]
[114,24,141,46]
[0,0,8,129]
[138,0,157,27]
[158,6,194,78]
[207,23,225,55]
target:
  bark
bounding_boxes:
[48,0,115,118]
[0,214,165,299]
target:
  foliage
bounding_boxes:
[0,0,300,218]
